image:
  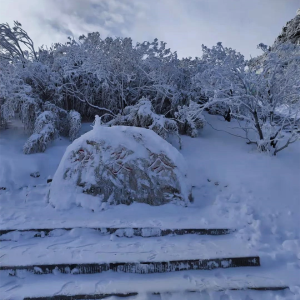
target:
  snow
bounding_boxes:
[0,114,300,299]
[0,125,70,191]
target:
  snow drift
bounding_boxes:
[49,116,192,210]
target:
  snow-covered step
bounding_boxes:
[24,293,139,300]
[0,227,233,240]
[1,256,260,275]
[1,266,297,300]
[23,287,290,300]
[0,230,256,266]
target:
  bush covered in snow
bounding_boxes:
[23,105,82,154]
[49,116,192,211]
[68,110,81,141]
[19,98,41,133]
[108,98,206,142]
[108,98,180,140]
[42,102,69,137]
[175,101,206,137]
[23,111,58,154]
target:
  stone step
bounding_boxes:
[1,256,260,275]
[4,265,296,300]
[24,293,138,300]
[23,287,289,300]
[1,229,256,267]
[0,227,233,240]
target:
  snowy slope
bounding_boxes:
[0,114,300,299]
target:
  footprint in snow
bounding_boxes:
[147,253,157,260]
[150,219,163,227]
[0,280,17,289]
[5,284,21,292]
[54,281,81,295]
[95,280,112,292]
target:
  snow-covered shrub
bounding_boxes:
[49,116,192,210]
[42,102,69,136]
[175,101,206,137]
[109,99,179,140]
[0,100,12,129]
[20,98,41,132]
[43,102,82,141]
[23,111,58,154]
[68,110,81,141]
[0,58,40,132]
[205,102,231,121]
[0,99,8,129]
[23,107,82,153]
[0,116,6,129]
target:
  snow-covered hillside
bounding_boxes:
[0,114,299,299]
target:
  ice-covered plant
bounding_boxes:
[175,101,206,137]
[108,98,179,141]
[23,111,58,154]
[68,110,81,141]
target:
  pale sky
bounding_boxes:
[0,0,299,58]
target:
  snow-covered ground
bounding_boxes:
[0,114,300,299]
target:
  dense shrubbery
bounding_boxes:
[0,20,299,154]
[108,99,179,140]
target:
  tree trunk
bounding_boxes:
[253,110,264,140]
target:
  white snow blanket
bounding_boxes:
[49,117,192,210]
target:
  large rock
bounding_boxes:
[275,11,300,45]
[49,117,192,211]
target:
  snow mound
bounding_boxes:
[49,116,192,210]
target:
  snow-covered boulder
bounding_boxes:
[275,12,300,45]
[49,116,192,210]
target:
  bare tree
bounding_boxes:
[0,21,37,61]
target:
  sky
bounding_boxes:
[0,0,299,59]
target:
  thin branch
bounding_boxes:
[206,120,256,144]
